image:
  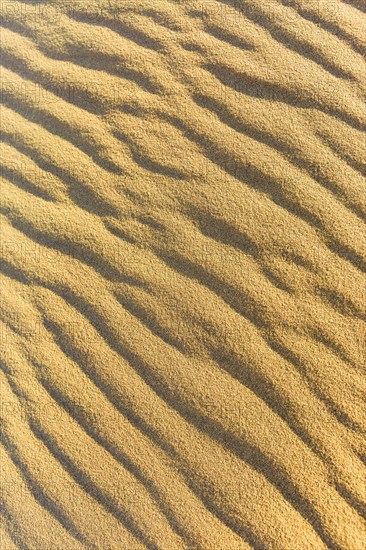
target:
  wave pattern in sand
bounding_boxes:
[0,1,365,548]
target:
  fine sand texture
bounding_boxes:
[1,1,366,548]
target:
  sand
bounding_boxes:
[0,0,365,548]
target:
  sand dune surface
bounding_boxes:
[0,1,366,548]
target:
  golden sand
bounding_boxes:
[0,0,365,548]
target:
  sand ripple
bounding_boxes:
[1,1,365,548]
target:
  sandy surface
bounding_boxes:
[0,1,365,548]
